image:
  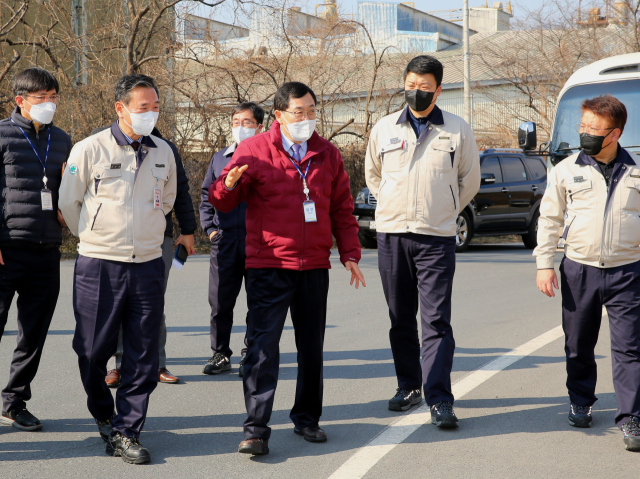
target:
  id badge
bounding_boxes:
[154,188,162,210]
[41,189,53,211]
[303,201,317,222]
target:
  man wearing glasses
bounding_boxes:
[209,82,364,455]
[0,68,71,432]
[535,95,640,452]
[200,102,264,377]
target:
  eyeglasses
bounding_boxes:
[25,94,61,103]
[232,119,258,127]
[283,109,321,120]
[576,123,614,135]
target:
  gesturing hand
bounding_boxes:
[345,261,366,289]
[225,165,249,189]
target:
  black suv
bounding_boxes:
[353,149,548,252]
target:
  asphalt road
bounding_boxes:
[0,244,634,478]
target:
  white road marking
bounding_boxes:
[328,325,565,479]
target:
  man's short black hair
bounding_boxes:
[274,82,316,111]
[232,102,265,124]
[13,68,59,98]
[114,74,159,105]
[404,55,444,87]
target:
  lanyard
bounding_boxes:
[12,119,51,189]
[287,155,312,201]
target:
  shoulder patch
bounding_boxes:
[69,163,78,175]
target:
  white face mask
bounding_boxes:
[232,126,258,144]
[282,115,316,143]
[24,100,56,125]
[121,103,159,136]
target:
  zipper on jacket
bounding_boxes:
[91,203,102,230]
[450,185,457,210]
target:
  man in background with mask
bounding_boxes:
[200,102,263,377]
[210,82,364,455]
[0,68,71,432]
[365,55,480,427]
[59,74,177,464]
[535,95,640,452]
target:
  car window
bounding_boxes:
[481,156,503,184]
[524,157,547,181]
[501,156,528,183]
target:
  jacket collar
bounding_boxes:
[110,120,157,148]
[11,106,50,133]
[396,104,444,126]
[224,142,237,156]
[575,145,636,167]
[269,120,327,163]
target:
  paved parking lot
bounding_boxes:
[0,245,635,478]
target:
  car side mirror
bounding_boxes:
[481,173,496,185]
[518,122,537,151]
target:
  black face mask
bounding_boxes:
[580,129,614,157]
[405,89,435,112]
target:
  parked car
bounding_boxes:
[353,148,548,252]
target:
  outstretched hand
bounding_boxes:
[225,165,249,188]
[345,261,366,289]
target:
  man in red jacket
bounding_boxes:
[210,82,365,456]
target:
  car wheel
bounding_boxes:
[522,209,539,249]
[358,231,378,249]
[455,210,473,253]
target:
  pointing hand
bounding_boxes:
[225,165,249,189]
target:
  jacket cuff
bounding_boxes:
[536,256,555,269]
[180,228,196,236]
[340,254,360,265]
[206,227,218,236]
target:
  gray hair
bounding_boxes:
[114,74,159,105]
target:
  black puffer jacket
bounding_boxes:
[0,108,72,248]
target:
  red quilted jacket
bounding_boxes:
[209,121,360,271]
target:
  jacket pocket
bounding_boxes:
[449,185,457,211]
[621,178,640,212]
[380,142,406,173]
[92,167,122,195]
[561,214,575,240]
[566,180,593,204]
[91,203,103,231]
[430,140,457,170]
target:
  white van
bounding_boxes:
[519,52,640,162]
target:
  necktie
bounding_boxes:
[291,143,301,163]
[131,140,140,152]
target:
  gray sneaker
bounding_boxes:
[622,417,640,451]
[203,352,231,375]
[430,401,459,428]
[568,403,592,428]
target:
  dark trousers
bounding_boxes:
[243,268,329,440]
[72,255,165,438]
[560,257,640,427]
[378,232,456,406]
[0,247,60,412]
[209,235,248,358]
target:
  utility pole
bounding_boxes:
[463,0,471,126]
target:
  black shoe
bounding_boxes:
[568,403,592,428]
[430,401,459,428]
[96,412,116,442]
[106,432,151,464]
[0,408,42,431]
[388,388,422,411]
[239,352,246,378]
[622,417,640,451]
[203,352,232,375]
[294,426,327,443]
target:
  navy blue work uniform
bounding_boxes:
[559,150,640,427]
[0,108,71,414]
[378,107,457,406]
[200,143,248,359]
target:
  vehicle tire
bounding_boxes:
[455,210,473,253]
[358,231,378,249]
[522,209,540,249]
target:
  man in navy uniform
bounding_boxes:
[200,102,263,377]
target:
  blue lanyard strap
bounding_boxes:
[11,119,51,186]
[287,156,311,181]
